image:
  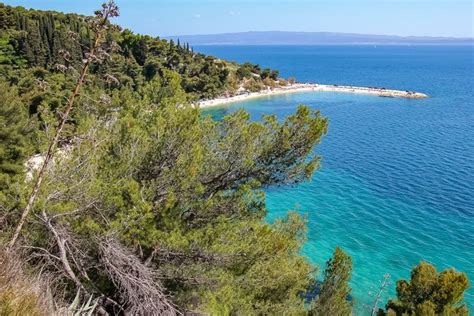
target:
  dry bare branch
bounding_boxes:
[99,236,180,315]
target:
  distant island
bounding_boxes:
[166,31,474,45]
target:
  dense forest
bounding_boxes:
[0,2,470,315]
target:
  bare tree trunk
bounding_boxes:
[371,274,390,316]
[6,5,115,251]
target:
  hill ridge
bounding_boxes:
[166,31,474,45]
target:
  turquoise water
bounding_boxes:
[197,45,474,313]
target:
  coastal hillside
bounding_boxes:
[0,2,470,315]
[167,31,474,45]
[0,3,285,101]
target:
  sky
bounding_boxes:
[3,0,473,38]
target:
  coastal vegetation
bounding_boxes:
[384,262,469,315]
[0,1,470,315]
[0,2,287,101]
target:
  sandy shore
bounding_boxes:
[198,83,428,108]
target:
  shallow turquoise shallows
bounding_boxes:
[197,45,474,314]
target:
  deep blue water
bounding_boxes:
[196,45,474,313]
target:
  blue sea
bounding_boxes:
[196,45,474,313]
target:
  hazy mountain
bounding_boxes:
[166,31,473,45]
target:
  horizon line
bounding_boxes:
[164,30,474,40]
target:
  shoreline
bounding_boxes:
[198,83,428,108]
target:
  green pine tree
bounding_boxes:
[384,262,469,315]
[311,247,353,316]
[0,81,35,222]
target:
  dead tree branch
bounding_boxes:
[99,236,180,315]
